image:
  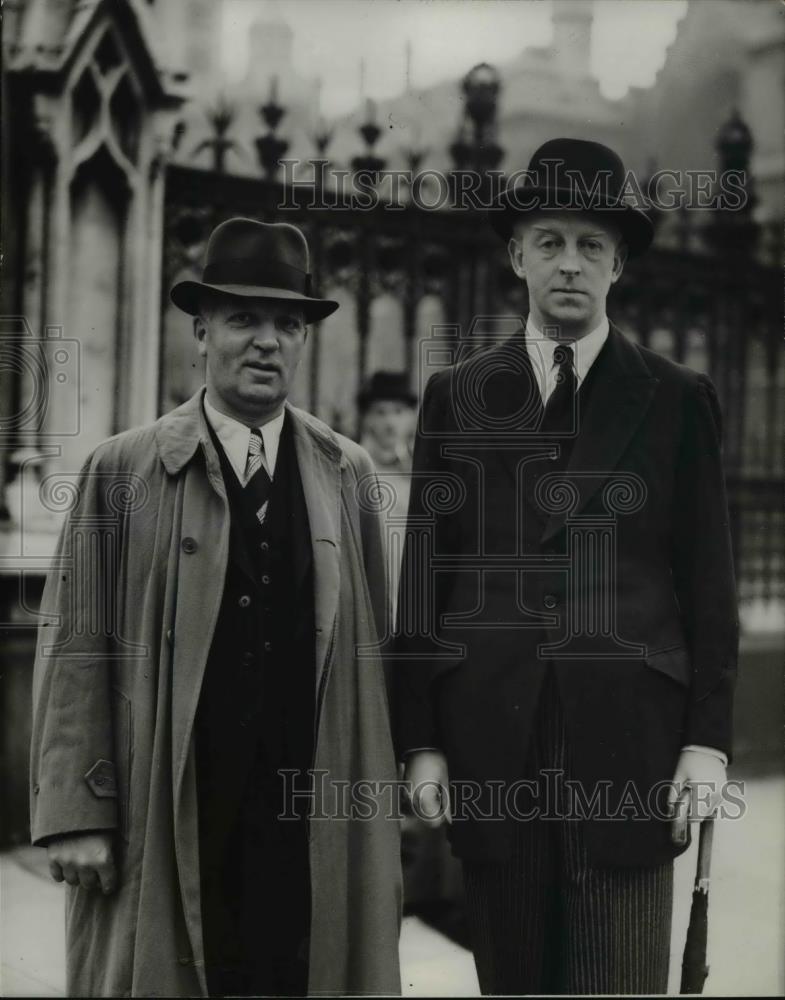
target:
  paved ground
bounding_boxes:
[2,772,783,997]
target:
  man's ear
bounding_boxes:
[610,241,628,284]
[508,235,526,280]
[193,315,208,357]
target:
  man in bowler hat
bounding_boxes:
[395,139,738,993]
[31,219,402,997]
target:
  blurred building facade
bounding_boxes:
[1,0,783,847]
[633,0,785,224]
[151,0,785,226]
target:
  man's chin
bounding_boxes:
[539,303,594,328]
[235,386,284,414]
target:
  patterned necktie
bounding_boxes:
[541,343,577,432]
[245,428,271,525]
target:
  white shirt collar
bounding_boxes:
[524,316,609,396]
[203,394,285,483]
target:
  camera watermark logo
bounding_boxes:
[0,316,81,443]
[358,318,652,662]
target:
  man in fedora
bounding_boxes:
[30,219,402,997]
[395,139,738,994]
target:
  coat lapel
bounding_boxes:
[540,326,659,542]
[158,392,231,820]
[287,403,343,690]
[282,413,314,599]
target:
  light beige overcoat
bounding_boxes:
[30,389,402,997]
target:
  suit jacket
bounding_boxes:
[394,326,739,866]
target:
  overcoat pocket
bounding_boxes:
[645,643,691,686]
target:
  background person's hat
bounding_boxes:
[488,138,654,256]
[170,218,339,322]
[358,371,418,413]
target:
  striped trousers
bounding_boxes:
[462,669,673,995]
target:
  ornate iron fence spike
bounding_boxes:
[256,76,289,178]
[192,96,240,173]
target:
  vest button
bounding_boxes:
[543,593,558,609]
[260,541,269,552]
[261,574,271,585]
[263,640,273,653]
[181,537,198,554]
[242,651,255,666]
[238,595,252,608]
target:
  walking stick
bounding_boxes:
[679,813,717,994]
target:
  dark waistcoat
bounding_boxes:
[195,412,315,844]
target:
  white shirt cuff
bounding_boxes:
[681,744,729,766]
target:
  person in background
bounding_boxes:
[358,370,417,601]
[359,369,468,942]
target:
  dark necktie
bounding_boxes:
[245,429,271,525]
[541,343,577,432]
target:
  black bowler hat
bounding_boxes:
[358,371,418,413]
[170,218,339,322]
[489,138,654,256]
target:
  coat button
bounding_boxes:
[33,783,40,795]
[178,955,191,966]
[166,628,174,646]
[544,593,558,609]
[181,537,198,554]
[238,595,251,608]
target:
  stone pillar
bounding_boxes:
[2,1,185,543]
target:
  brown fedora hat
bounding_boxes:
[488,138,654,256]
[170,218,339,322]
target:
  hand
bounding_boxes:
[404,750,451,828]
[47,832,117,894]
[668,750,726,847]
